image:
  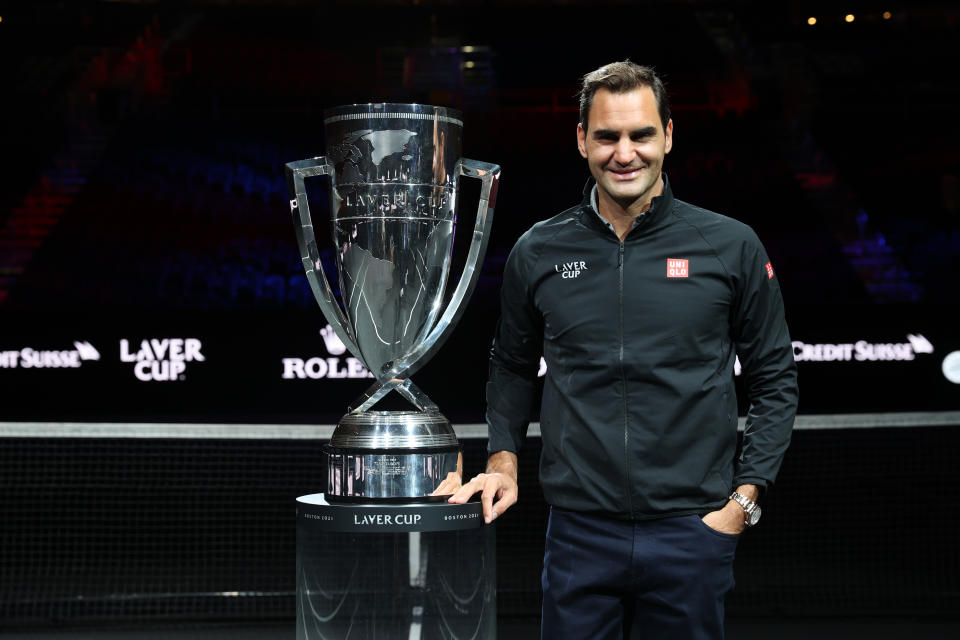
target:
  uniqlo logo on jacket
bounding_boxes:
[667,259,689,278]
[765,262,775,279]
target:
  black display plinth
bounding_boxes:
[296,493,496,640]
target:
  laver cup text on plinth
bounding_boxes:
[285,103,500,502]
[296,495,496,639]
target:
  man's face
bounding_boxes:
[577,86,673,209]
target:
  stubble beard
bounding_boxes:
[601,168,660,212]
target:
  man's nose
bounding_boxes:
[613,137,634,164]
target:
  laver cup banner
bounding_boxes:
[285,103,500,501]
[0,314,958,418]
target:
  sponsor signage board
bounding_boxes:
[0,307,957,421]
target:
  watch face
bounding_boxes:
[747,505,762,526]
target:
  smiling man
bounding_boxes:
[450,61,799,639]
[577,80,672,232]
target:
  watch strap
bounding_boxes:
[729,491,760,526]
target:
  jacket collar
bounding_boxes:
[580,173,675,238]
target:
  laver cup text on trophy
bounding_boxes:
[285,103,499,502]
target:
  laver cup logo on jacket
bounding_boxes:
[554,260,588,279]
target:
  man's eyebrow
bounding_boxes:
[631,126,657,137]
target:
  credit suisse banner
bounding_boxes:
[1,307,957,422]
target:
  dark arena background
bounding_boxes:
[1,1,959,638]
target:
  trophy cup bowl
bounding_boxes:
[285,103,500,502]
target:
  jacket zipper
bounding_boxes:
[618,240,633,516]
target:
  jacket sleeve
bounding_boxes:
[486,232,543,455]
[731,232,799,489]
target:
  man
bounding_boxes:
[449,61,798,639]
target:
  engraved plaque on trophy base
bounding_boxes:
[324,410,460,503]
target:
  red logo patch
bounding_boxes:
[667,259,689,278]
[765,262,775,279]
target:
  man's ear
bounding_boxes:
[577,123,588,159]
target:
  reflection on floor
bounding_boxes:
[2,618,960,639]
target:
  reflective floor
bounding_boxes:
[2,618,960,639]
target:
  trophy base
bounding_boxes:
[325,410,461,502]
[296,493,496,640]
[324,445,461,503]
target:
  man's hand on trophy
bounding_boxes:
[430,452,464,497]
[448,451,519,524]
[431,472,463,497]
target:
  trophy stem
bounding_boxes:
[347,377,437,414]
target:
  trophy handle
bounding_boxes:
[349,158,501,413]
[285,157,363,363]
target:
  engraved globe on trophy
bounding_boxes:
[285,103,499,502]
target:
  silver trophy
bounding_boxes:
[285,103,499,502]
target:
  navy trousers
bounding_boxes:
[541,507,738,640]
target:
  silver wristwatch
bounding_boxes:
[729,491,761,527]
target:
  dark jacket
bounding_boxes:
[486,176,798,520]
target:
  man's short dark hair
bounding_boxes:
[578,61,671,133]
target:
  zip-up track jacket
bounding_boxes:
[487,177,799,520]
